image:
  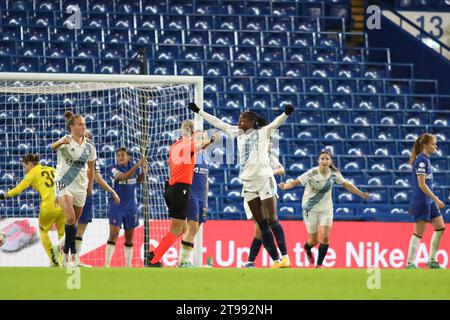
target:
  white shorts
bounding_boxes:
[243,177,278,219]
[55,181,87,208]
[303,210,333,234]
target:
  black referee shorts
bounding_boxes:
[164,182,191,220]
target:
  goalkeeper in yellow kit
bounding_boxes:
[0,154,65,266]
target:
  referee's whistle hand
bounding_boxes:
[188,102,200,113]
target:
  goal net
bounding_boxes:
[0,73,203,267]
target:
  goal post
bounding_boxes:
[0,72,204,267]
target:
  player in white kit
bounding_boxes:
[188,102,294,268]
[279,150,369,268]
[243,138,288,267]
[51,111,97,267]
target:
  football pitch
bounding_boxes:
[0,267,449,300]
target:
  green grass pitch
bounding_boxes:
[0,268,449,300]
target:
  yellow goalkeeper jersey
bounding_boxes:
[7,164,62,213]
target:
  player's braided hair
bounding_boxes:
[64,110,83,133]
[22,154,39,165]
[240,111,268,129]
[319,149,339,172]
[409,133,435,165]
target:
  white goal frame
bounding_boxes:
[0,72,205,267]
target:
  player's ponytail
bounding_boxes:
[22,154,39,165]
[64,110,82,133]
[319,150,340,172]
[409,133,435,165]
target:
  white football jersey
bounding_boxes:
[297,167,347,214]
[54,135,97,191]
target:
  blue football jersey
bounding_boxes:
[410,153,433,204]
[191,151,210,200]
[109,162,140,206]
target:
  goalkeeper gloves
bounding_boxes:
[0,193,5,200]
[188,102,200,114]
[284,104,294,115]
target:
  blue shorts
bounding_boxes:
[109,203,139,230]
[187,196,207,223]
[409,200,441,222]
[78,194,93,224]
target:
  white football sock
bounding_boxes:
[105,243,116,267]
[407,234,421,265]
[124,245,133,267]
[429,229,445,261]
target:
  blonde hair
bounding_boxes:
[409,133,436,165]
[180,120,194,137]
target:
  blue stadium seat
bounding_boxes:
[322,125,345,140]
[246,1,271,15]
[48,42,72,58]
[42,58,67,73]
[204,77,224,92]
[20,42,44,57]
[154,45,179,60]
[189,15,213,30]
[69,58,94,73]
[15,57,39,72]
[339,156,366,171]
[272,2,297,16]
[347,124,372,140]
[106,29,130,43]
[79,28,103,43]
[89,0,114,13]
[377,110,404,125]
[373,125,400,140]
[263,32,288,46]
[253,78,277,93]
[290,139,317,156]
[115,0,140,13]
[430,111,450,126]
[233,46,258,62]
[30,12,55,27]
[206,46,231,61]
[169,0,193,14]
[344,172,365,186]
[230,61,255,77]
[102,43,126,59]
[220,1,244,15]
[184,31,208,45]
[211,31,235,46]
[317,139,344,155]
[204,61,228,76]
[269,16,292,32]
[242,16,267,31]
[345,140,370,156]
[177,61,202,75]
[306,79,330,93]
[246,93,271,109]
[282,61,307,77]
[3,11,27,26]
[284,155,312,172]
[0,57,12,72]
[293,124,320,140]
[149,60,175,75]
[50,28,76,42]
[0,41,17,57]
[194,0,219,15]
[256,62,282,77]
[237,31,261,46]
[367,171,393,186]
[392,187,409,204]
[227,77,251,93]
[278,78,303,93]
[75,43,99,58]
[215,15,241,30]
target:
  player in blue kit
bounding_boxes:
[178,130,219,267]
[105,147,147,267]
[406,133,446,269]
